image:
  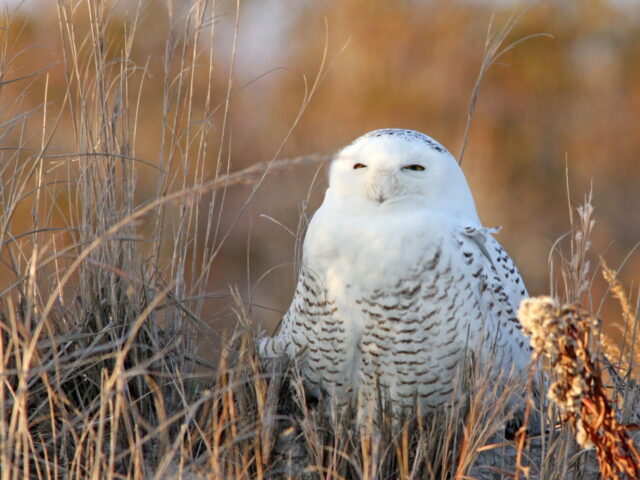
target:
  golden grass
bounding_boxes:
[599,259,640,380]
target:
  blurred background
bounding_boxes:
[2,0,639,356]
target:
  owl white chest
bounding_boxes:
[304,204,452,334]
[305,203,450,287]
[295,203,472,407]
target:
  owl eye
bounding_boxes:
[403,164,425,172]
[353,163,367,169]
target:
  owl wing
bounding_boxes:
[260,268,310,357]
[258,267,347,399]
[456,225,531,371]
[258,267,339,358]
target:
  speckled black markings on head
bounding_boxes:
[352,128,448,154]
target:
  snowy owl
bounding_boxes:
[259,128,531,416]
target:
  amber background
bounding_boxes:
[2,0,639,353]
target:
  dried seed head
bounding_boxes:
[518,296,640,477]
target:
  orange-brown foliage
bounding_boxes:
[1,0,638,348]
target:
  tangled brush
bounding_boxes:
[519,296,640,479]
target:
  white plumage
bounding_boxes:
[259,129,530,415]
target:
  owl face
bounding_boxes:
[326,129,480,223]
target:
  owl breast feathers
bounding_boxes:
[259,129,531,415]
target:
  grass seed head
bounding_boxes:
[519,296,640,478]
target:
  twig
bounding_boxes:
[458,4,552,165]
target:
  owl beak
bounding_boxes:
[369,174,392,204]
[368,184,387,203]
[367,167,401,204]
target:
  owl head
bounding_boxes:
[326,129,480,224]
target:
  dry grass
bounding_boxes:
[0,1,638,479]
[519,297,640,479]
